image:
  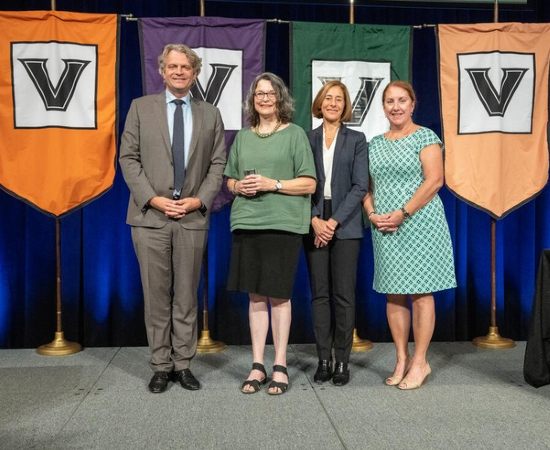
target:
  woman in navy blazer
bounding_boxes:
[305,81,369,386]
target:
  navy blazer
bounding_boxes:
[307,124,369,240]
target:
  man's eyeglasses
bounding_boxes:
[254,91,277,100]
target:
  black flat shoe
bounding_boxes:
[332,362,350,386]
[172,369,201,391]
[268,365,289,395]
[241,362,268,394]
[148,371,171,393]
[313,359,333,383]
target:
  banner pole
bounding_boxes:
[472,0,514,350]
[348,0,373,353]
[36,0,81,357]
[472,219,514,348]
[196,247,226,353]
[37,218,81,355]
[196,1,226,354]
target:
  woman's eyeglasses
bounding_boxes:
[254,91,277,100]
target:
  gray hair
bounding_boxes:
[158,44,202,76]
[244,72,294,127]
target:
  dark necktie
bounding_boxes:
[172,99,185,198]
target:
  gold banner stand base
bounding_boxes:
[472,326,515,349]
[37,332,82,356]
[351,328,373,352]
[196,330,226,354]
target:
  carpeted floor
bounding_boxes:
[1,341,548,450]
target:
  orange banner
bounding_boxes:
[438,23,550,219]
[0,11,118,217]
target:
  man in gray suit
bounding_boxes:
[120,44,226,393]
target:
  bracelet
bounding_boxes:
[231,180,238,195]
[368,211,376,217]
[401,206,411,219]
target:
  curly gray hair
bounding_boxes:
[244,72,294,127]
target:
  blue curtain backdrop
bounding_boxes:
[1,0,549,348]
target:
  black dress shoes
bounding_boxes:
[148,371,171,393]
[172,369,201,391]
[313,359,333,383]
[332,362,350,386]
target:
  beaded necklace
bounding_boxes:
[254,121,282,138]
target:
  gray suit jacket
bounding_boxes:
[119,92,226,229]
[307,124,369,240]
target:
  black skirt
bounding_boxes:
[227,230,303,299]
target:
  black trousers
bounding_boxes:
[304,207,362,364]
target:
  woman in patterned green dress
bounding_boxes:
[363,81,456,390]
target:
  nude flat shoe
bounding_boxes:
[386,374,406,386]
[385,357,412,386]
[397,362,431,390]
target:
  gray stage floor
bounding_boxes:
[1,341,549,450]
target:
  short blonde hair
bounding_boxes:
[311,80,352,123]
[158,44,202,77]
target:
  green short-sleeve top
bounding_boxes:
[224,123,317,234]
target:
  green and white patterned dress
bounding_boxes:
[369,127,456,294]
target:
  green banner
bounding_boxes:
[291,21,411,132]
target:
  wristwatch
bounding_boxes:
[198,202,208,216]
[275,180,283,191]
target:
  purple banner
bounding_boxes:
[139,16,265,210]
